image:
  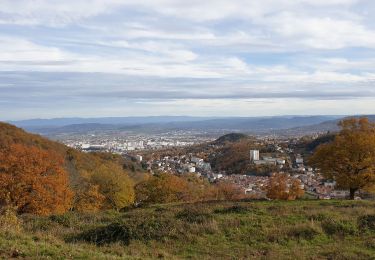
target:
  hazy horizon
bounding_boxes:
[3,114,357,122]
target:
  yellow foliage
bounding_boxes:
[310,117,375,199]
[0,206,22,233]
[135,173,188,204]
[91,164,135,210]
[74,184,106,212]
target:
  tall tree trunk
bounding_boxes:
[349,188,357,200]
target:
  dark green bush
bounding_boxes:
[358,215,375,232]
[308,213,328,221]
[49,214,73,227]
[365,238,375,249]
[21,215,54,232]
[322,219,357,236]
[214,205,249,214]
[287,224,321,240]
[76,222,131,245]
[75,215,183,245]
[175,206,213,224]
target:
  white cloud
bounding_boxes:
[265,13,375,49]
[1,0,375,118]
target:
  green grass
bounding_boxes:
[1,200,375,259]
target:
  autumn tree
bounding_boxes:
[135,173,189,204]
[0,144,73,215]
[179,173,211,202]
[289,178,305,200]
[91,164,135,210]
[310,117,375,199]
[266,173,304,200]
[214,182,245,201]
[74,184,106,212]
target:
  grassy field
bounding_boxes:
[1,200,375,259]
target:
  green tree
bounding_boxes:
[91,164,135,210]
[310,117,375,199]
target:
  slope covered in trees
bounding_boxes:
[0,123,249,215]
[0,143,73,215]
[212,133,249,145]
[0,122,144,214]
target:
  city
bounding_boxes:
[59,130,356,201]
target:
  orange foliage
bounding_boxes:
[266,173,304,200]
[135,173,246,204]
[0,144,73,215]
[310,117,375,199]
[214,182,246,201]
[0,122,144,212]
[73,183,106,212]
[135,173,188,204]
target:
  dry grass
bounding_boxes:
[0,200,374,259]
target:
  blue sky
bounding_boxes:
[1,0,375,120]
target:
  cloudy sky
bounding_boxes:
[1,0,375,120]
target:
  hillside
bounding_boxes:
[281,115,375,136]
[1,200,374,259]
[213,133,249,145]
[0,122,67,152]
[0,122,146,202]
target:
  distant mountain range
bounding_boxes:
[8,115,360,137]
[278,115,375,136]
[9,116,215,128]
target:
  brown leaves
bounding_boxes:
[310,117,375,198]
[135,173,246,204]
[266,173,304,200]
[0,144,73,215]
[135,173,189,204]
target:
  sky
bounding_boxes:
[1,0,375,120]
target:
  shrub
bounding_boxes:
[73,183,106,212]
[77,222,132,245]
[91,164,135,210]
[135,173,189,204]
[265,173,304,200]
[176,206,213,224]
[308,213,328,221]
[75,215,183,245]
[358,215,375,232]
[214,205,249,214]
[287,224,321,240]
[214,182,246,201]
[0,206,22,233]
[49,214,73,227]
[0,144,73,215]
[322,219,357,236]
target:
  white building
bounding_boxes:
[187,165,196,173]
[276,159,286,165]
[254,160,276,166]
[250,150,260,162]
[296,156,304,164]
[191,157,204,164]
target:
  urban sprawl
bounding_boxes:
[62,132,351,200]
